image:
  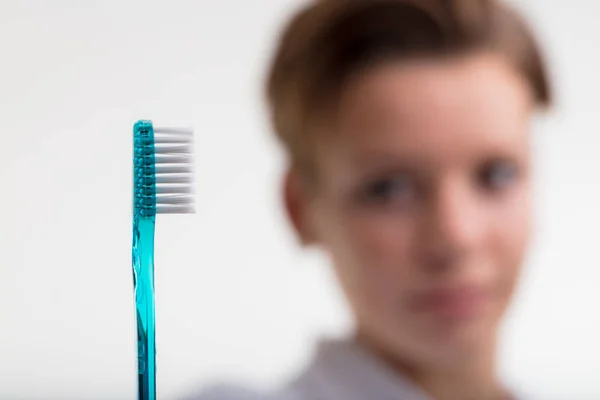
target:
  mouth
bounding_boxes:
[410,285,489,320]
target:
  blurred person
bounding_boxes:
[189,0,552,399]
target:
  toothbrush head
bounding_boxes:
[133,120,195,218]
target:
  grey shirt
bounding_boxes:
[185,338,530,400]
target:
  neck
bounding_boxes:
[356,330,510,400]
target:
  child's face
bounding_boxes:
[296,53,534,365]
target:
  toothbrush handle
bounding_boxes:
[132,217,157,400]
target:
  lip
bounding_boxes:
[410,285,488,320]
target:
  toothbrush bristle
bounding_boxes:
[133,121,195,217]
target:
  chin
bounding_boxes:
[373,311,500,365]
[407,315,501,364]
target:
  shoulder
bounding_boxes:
[180,383,304,400]
[180,383,267,400]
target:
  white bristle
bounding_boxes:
[155,175,193,184]
[154,137,192,144]
[156,205,195,214]
[154,127,193,136]
[155,154,193,164]
[155,145,193,155]
[154,126,195,214]
[156,194,194,205]
[155,165,193,174]
[155,185,194,195]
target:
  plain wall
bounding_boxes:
[0,1,598,399]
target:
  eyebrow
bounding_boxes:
[349,150,427,176]
[348,144,527,178]
[350,148,425,165]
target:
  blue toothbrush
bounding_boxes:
[132,120,195,400]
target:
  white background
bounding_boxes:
[0,1,599,399]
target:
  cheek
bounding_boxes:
[490,191,532,293]
[355,217,412,269]
[328,211,416,298]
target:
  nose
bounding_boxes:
[420,178,485,269]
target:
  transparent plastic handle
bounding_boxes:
[132,216,156,400]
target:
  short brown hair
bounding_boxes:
[265,0,552,174]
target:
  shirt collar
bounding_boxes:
[289,337,525,400]
[291,337,434,400]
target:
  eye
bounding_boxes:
[477,160,519,191]
[364,175,413,202]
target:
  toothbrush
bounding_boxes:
[132,120,195,400]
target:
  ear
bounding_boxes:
[283,168,316,246]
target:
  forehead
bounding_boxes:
[324,53,533,164]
